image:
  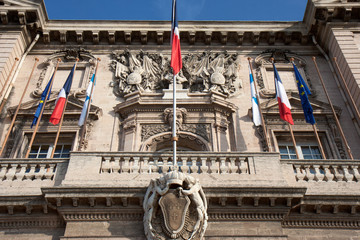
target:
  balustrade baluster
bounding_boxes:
[15,164,26,181]
[102,157,111,173]
[313,165,323,182]
[219,157,227,174]
[239,159,247,174]
[305,166,315,182]
[121,157,130,173]
[5,164,17,181]
[0,165,7,180]
[190,157,198,174]
[323,165,334,182]
[334,166,344,182]
[141,156,149,174]
[351,165,360,181]
[229,157,238,174]
[151,157,158,173]
[44,164,55,180]
[294,165,305,181]
[199,157,208,174]
[342,166,354,182]
[111,157,120,173]
[131,157,140,173]
[34,164,45,180]
[24,165,36,180]
[209,157,218,174]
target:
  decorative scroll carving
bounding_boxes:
[110,50,241,97]
[141,124,210,142]
[143,171,208,240]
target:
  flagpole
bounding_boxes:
[50,59,79,158]
[248,57,271,152]
[288,123,300,159]
[172,74,177,167]
[0,58,20,114]
[271,58,299,159]
[78,58,100,151]
[312,124,326,159]
[0,58,38,157]
[312,56,354,160]
[333,57,360,121]
[25,58,61,158]
[0,58,19,99]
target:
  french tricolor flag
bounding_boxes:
[273,63,294,125]
[170,0,182,75]
[49,64,75,125]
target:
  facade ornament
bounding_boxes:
[110,50,241,97]
[163,107,187,131]
[143,171,208,240]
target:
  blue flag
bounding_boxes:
[293,63,316,125]
[31,74,54,128]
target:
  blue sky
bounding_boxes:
[44,0,307,21]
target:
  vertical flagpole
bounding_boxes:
[312,57,353,160]
[248,57,271,152]
[290,58,326,159]
[0,58,20,114]
[0,58,38,157]
[50,59,79,158]
[333,57,360,121]
[25,59,61,158]
[0,58,19,99]
[78,58,100,151]
[173,74,177,167]
[271,58,300,159]
[312,124,326,159]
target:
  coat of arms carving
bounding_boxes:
[110,50,241,97]
[143,171,208,240]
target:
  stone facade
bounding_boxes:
[0,0,360,239]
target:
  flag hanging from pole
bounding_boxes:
[78,73,95,126]
[249,65,262,126]
[31,73,54,128]
[49,64,75,125]
[293,63,316,125]
[273,63,294,125]
[170,0,182,75]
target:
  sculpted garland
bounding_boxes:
[110,50,241,97]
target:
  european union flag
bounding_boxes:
[293,63,316,125]
[31,74,53,128]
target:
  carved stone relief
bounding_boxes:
[141,124,210,142]
[32,48,96,99]
[143,171,208,240]
[254,49,312,98]
[110,50,242,97]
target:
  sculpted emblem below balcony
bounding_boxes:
[143,171,208,240]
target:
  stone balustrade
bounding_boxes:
[100,152,250,175]
[0,159,68,181]
[282,159,360,182]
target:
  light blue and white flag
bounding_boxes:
[78,73,95,126]
[249,65,262,126]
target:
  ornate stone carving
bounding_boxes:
[110,50,241,97]
[163,107,187,132]
[143,171,208,240]
[141,124,210,142]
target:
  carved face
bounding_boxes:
[164,108,187,131]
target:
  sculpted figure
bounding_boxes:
[179,176,208,239]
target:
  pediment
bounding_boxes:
[260,93,341,116]
[2,0,42,7]
[7,95,102,120]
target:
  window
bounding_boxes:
[29,143,71,159]
[24,133,75,159]
[279,143,323,160]
[276,132,328,160]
